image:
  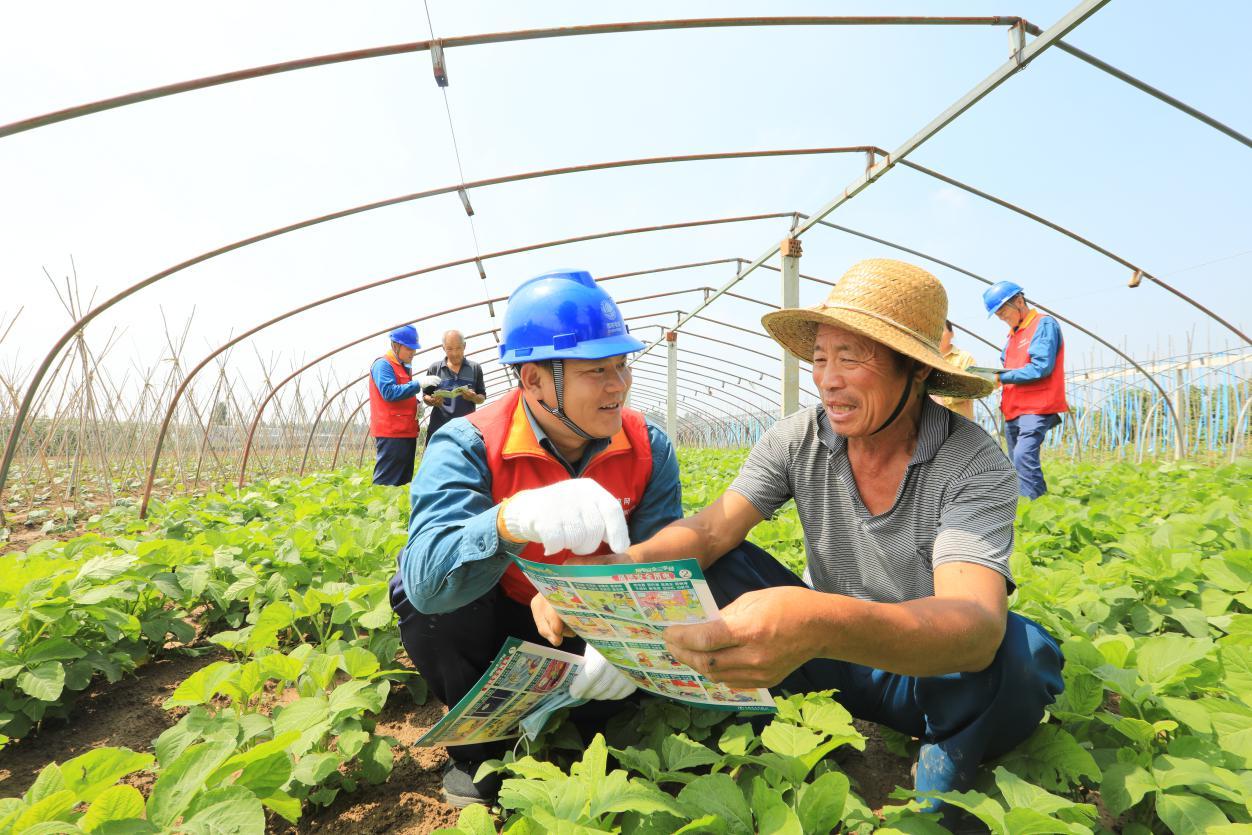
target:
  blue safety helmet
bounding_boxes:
[982,281,1025,317]
[388,325,419,350]
[499,270,644,365]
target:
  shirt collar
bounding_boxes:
[1012,309,1039,334]
[816,396,950,467]
[520,397,611,476]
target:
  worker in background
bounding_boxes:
[368,325,440,486]
[931,320,976,420]
[423,329,487,446]
[983,281,1069,499]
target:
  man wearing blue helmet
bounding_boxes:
[982,282,1068,499]
[367,325,441,486]
[387,270,685,806]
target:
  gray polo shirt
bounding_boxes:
[728,398,1017,603]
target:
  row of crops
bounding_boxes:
[2,452,1251,833]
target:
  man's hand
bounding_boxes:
[569,645,636,701]
[417,374,442,395]
[664,587,823,689]
[422,393,440,407]
[500,479,631,555]
[531,593,574,646]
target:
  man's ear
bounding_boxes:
[517,362,546,396]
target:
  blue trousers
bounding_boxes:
[1004,413,1061,500]
[373,436,417,486]
[703,542,1065,800]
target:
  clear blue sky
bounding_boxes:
[1,1,1248,417]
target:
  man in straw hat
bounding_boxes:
[534,259,1065,821]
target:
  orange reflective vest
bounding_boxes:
[466,388,653,605]
[1001,312,1068,421]
[368,355,419,438]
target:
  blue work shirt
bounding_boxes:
[999,316,1062,384]
[370,357,420,402]
[398,399,683,614]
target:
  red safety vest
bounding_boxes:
[467,388,653,605]
[1001,311,1068,421]
[368,355,419,438]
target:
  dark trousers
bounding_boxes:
[1004,413,1062,499]
[373,436,417,486]
[389,572,623,763]
[391,541,1064,795]
[702,542,1065,799]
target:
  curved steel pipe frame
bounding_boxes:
[2,145,869,505]
[133,211,796,515]
[5,1,1244,509]
[1,18,1026,138]
[6,15,1241,150]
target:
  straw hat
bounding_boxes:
[761,258,994,399]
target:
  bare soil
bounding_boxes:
[0,649,225,798]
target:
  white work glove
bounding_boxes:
[569,645,636,701]
[501,479,631,556]
[417,374,442,396]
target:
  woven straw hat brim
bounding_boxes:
[761,307,994,400]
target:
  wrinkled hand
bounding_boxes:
[664,587,822,689]
[532,592,574,646]
[569,645,636,701]
[501,479,630,556]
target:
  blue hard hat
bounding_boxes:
[499,270,645,365]
[983,281,1024,317]
[389,325,419,350]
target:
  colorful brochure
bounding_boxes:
[415,638,585,747]
[515,556,775,712]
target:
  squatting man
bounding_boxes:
[394,261,1066,818]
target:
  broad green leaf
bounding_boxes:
[24,639,88,665]
[1098,763,1155,817]
[1135,634,1212,689]
[795,771,848,834]
[18,662,66,702]
[339,646,380,679]
[662,734,721,772]
[453,803,498,835]
[359,737,394,784]
[716,723,755,757]
[609,746,660,780]
[25,764,66,804]
[993,725,1100,792]
[61,747,154,803]
[749,776,801,835]
[80,785,145,832]
[233,751,293,798]
[162,661,240,708]
[677,774,754,835]
[291,751,341,786]
[180,786,266,835]
[259,791,302,824]
[572,733,608,785]
[759,722,822,758]
[13,789,77,831]
[256,653,304,683]
[992,767,1095,824]
[1155,792,1229,835]
[1218,643,1252,700]
[146,739,235,828]
[1001,807,1088,834]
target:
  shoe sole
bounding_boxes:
[442,791,496,809]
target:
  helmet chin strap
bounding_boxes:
[869,361,918,436]
[536,359,605,441]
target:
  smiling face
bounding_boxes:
[811,324,925,437]
[520,355,632,444]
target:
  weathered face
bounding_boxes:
[393,342,417,363]
[810,324,920,437]
[994,295,1027,329]
[524,355,632,440]
[443,334,466,366]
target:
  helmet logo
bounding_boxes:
[601,300,618,321]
